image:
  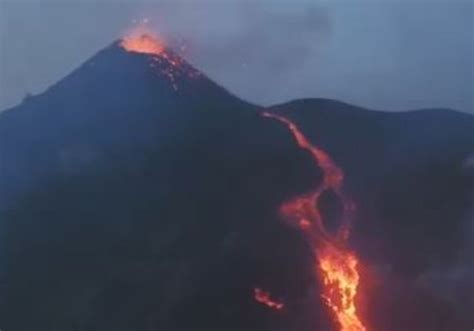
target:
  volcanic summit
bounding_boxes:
[0,34,473,331]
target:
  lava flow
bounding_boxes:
[254,288,285,310]
[120,27,199,90]
[262,112,367,331]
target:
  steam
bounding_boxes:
[2,1,472,112]
[417,155,474,314]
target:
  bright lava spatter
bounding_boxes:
[254,288,284,310]
[120,30,200,90]
[261,112,367,331]
[121,33,166,56]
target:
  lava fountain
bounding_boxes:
[120,26,200,90]
[262,112,367,331]
[121,33,166,56]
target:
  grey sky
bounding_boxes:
[0,0,472,113]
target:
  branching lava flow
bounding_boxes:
[261,112,367,331]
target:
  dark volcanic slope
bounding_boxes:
[271,98,473,270]
[1,41,323,331]
[0,41,257,206]
[271,99,474,331]
[1,42,473,331]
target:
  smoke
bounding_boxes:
[416,155,474,315]
[134,0,332,106]
[463,153,474,170]
[415,215,474,319]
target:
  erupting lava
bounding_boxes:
[120,27,199,90]
[121,33,165,56]
[254,288,285,310]
[262,112,367,331]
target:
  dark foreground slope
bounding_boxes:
[1,42,473,331]
[0,42,325,331]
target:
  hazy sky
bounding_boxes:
[0,0,472,113]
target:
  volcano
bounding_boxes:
[1,35,473,331]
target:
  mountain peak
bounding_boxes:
[115,32,201,91]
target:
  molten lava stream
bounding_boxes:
[262,112,367,331]
[254,288,284,310]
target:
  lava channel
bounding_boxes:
[261,112,367,331]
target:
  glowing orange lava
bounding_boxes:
[254,288,284,310]
[121,33,165,56]
[120,27,200,90]
[262,112,367,331]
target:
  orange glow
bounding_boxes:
[120,26,200,90]
[121,33,165,56]
[262,112,367,331]
[319,246,366,331]
[254,288,284,310]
